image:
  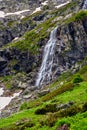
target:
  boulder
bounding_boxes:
[57,101,74,111]
[18,82,28,89]
[23,94,32,99]
[57,124,69,130]
[38,89,50,97]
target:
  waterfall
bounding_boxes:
[35,27,58,87]
[82,0,87,9]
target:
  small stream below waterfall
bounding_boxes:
[0,88,21,112]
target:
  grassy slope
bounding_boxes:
[0,65,87,130]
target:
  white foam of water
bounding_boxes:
[35,27,58,87]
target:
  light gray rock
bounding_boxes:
[38,89,50,96]
[57,101,74,111]
[23,94,32,99]
[18,82,28,89]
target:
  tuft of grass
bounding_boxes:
[65,10,87,24]
[20,102,29,111]
[72,74,83,84]
[75,10,87,21]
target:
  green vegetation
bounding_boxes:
[2,17,55,54]
[0,72,26,89]
[0,75,13,89]
[20,102,29,111]
[65,10,87,24]
[3,10,87,54]
[0,0,80,54]
[75,10,87,21]
[72,74,83,84]
[0,0,87,130]
[0,64,87,130]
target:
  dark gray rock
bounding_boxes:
[0,57,7,71]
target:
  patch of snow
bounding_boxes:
[55,0,71,9]
[0,91,22,111]
[0,97,13,110]
[41,1,48,6]
[32,7,41,14]
[13,92,21,98]
[0,88,4,96]
[5,10,30,16]
[0,10,30,18]
[20,15,25,19]
[0,11,5,18]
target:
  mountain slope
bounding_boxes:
[0,0,87,130]
[0,64,87,130]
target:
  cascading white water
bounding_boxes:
[82,0,87,9]
[35,27,58,87]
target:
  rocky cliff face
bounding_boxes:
[0,0,68,13]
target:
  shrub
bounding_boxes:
[40,113,57,127]
[14,118,34,130]
[19,121,34,130]
[73,74,83,84]
[79,65,87,74]
[45,104,57,113]
[55,105,81,117]
[75,10,87,21]
[35,104,57,115]
[46,113,57,127]
[56,118,71,128]
[35,107,47,115]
